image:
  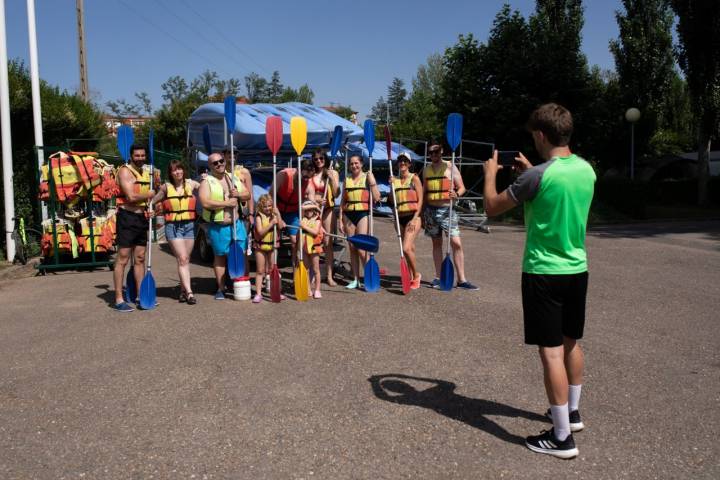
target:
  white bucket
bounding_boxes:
[233,278,251,301]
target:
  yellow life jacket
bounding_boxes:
[162,181,197,222]
[202,174,244,223]
[301,218,324,254]
[78,216,112,253]
[255,212,275,252]
[40,152,84,202]
[115,164,151,207]
[424,162,452,201]
[41,219,79,258]
[343,174,369,212]
[393,174,419,214]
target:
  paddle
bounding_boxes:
[323,232,379,253]
[202,124,212,155]
[117,125,137,303]
[224,96,244,279]
[385,126,411,294]
[265,116,283,302]
[363,119,380,293]
[138,128,157,310]
[290,116,309,302]
[440,113,463,291]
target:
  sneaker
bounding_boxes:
[525,429,579,459]
[214,290,225,301]
[546,409,584,432]
[430,278,440,289]
[346,279,359,290]
[179,292,188,303]
[113,302,135,313]
[410,273,422,290]
[252,294,263,304]
[456,281,479,290]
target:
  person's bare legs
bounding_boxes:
[564,337,584,386]
[450,236,466,283]
[431,237,443,278]
[254,250,267,295]
[311,254,321,293]
[213,255,226,291]
[132,245,146,298]
[168,239,193,296]
[539,345,569,406]
[355,216,369,270]
[401,218,420,280]
[322,210,336,285]
[113,246,132,304]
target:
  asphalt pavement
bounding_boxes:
[0,219,718,479]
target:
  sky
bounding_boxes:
[5,0,625,120]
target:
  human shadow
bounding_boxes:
[368,373,547,446]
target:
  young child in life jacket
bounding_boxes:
[253,194,286,303]
[300,200,324,299]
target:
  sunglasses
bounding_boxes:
[313,157,326,161]
[211,160,225,166]
[429,150,441,155]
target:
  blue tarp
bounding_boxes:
[188,102,364,152]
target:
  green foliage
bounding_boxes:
[242,71,314,104]
[671,0,720,204]
[386,78,407,124]
[0,60,105,228]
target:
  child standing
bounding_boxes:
[300,200,324,299]
[253,194,285,303]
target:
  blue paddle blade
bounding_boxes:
[148,128,155,167]
[125,269,136,302]
[224,96,236,132]
[203,124,212,154]
[330,125,343,158]
[363,119,375,155]
[364,255,380,292]
[117,125,133,162]
[446,113,463,151]
[227,242,245,279]
[348,234,379,253]
[139,272,156,310]
[440,254,455,291]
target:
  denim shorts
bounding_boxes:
[207,220,247,256]
[165,220,195,240]
[423,205,460,238]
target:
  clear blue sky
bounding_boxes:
[6,0,625,119]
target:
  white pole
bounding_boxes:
[27,0,46,220]
[0,0,16,262]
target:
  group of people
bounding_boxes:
[111,137,481,310]
[111,103,595,460]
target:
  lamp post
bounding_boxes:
[625,107,641,180]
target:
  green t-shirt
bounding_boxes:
[508,154,596,274]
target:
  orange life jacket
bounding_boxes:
[41,220,79,258]
[342,174,370,212]
[161,181,197,222]
[40,152,84,202]
[393,174,419,214]
[115,164,151,207]
[277,168,308,213]
[302,218,324,254]
[424,162,452,201]
[78,216,112,253]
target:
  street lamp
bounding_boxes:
[625,107,641,180]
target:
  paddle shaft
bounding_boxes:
[272,153,278,265]
[368,154,373,237]
[388,160,406,260]
[230,133,237,242]
[297,154,303,264]
[146,153,154,271]
[446,150,456,257]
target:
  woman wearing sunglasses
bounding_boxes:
[310,148,340,285]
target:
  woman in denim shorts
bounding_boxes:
[153,160,201,304]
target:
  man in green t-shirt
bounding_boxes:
[483,103,596,459]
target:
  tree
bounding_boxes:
[244,72,268,103]
[266,71,284,102]
[135,92,153,116]
[294,84,314,104]
[671,0,720,204]
[105,98,140,118]
[609,0,678,158]
[438,33,484,136]
[370,96,388,123]
[386,77,407,124]
[161,76,189,103]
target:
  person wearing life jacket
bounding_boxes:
[224,146,254,273]
[310,148,341,286]
[300,200,325,299]
[199,152,251,300]
[422,141,478,290]
[389,152,424,289]
[112,143,156,312]
[151,160,200,305]
[270,158,316,267]
[339,154,381,290]
[252,194,286,303]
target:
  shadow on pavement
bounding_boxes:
[368,373,547,446]
[588,220,720,241]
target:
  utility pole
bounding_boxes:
[0,0,16,262]
[76,0,89,101]
[27,0,47,220]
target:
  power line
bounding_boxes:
[177,0,272,76]
[115,0,237,81]
[152,0,258,78]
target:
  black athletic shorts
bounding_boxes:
[522,271,589,347]
[116,208,148,248]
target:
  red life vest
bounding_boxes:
[277,168,308,213]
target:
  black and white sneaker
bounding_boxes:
[525,429,579,459]
[546,408,585,432]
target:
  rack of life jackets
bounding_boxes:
[36,148,160,272]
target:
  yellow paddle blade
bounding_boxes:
[290,116,307,156]
[294,263,309,301]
